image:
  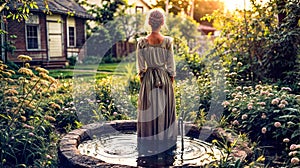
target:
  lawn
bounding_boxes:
[49,62,135,79]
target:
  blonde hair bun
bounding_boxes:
[145,8,167,31]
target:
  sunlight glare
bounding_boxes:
[223,0,251,11]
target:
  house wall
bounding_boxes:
[6,13,88,65]
[76,18,86,47]
[67,17,86,58]
[0,13,6,61]
[7,13,47,62]
[126,0,151,14]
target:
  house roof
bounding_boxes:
[139,0,152,9]
[198,25,216,32]
[10,0,94,19]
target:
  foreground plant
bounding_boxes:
[223,84,300,166]
[0,55,59,167]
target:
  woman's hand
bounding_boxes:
[140,77,143,83]
[170,76,174,83]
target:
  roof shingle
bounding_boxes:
[10,0,94,19]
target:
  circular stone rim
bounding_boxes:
[59,120,207,168]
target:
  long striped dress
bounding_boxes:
[136,36,177,155]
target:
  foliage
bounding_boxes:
[0,0,48,22]
[166,13,200,43]
[114,13,145,42]
[80,0,127,24]
[154,0,224,23]
[111,77,139,120]
[1,35,17,54]
[53,79,82,132]
[206,0,300,92]
[222,83,300,165]
[209,131,266,168]
[175,77,202,124]
[67,56,77,66]
[0,55,58,167]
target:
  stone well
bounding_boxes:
[59,120,220,168]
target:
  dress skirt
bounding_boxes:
[137,67,177,155]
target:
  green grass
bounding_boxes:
[49,62,135,79]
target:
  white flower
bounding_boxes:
[278,103,285,109]
[283,138,290,143]
[290,144,297,150]
[261,113,267,119]
[281,87,292,92]
[242,114,248,120]
[232,108,238,113]
[280,100,288,105]
[261,127,267,134]
[274,122,281,128]
[289,151,297,156]
[232,120,239,125]
[291,157,299,164]
[271,98,280,105]
[222,101,230,107]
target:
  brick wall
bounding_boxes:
[7,12,47,62]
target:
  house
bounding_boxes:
[0,0,93,68]
[198,25,216,35]
[126,0,152,14]
[113,0,152,58]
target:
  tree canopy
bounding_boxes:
[79,0,127,25]
[0,0,49,22]
[154,0,224,24]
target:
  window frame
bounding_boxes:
[136,6,144,13]
[67,26,76,47]
[25,15,41,51]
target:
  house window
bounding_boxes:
[26,25,39,49]
[136,6,144,13]
[26,15,40,50]
[68,27,75,47]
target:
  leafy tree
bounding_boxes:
[114,13,145,42]
[154,0,224,24]
[194,0,224,24]
[0,0,48,22]
[166,13,200,42]
[79,0,127,25]
[206,0,300,92]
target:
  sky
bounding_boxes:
[223,0,251,11]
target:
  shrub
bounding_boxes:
[223,84,300,163]
[207,1,300,92]
[0,56,59,167]
[67,56,77,66]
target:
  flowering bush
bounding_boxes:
[0,56,59,167]
[111,76,138,119]
[223,84,300,164]
[175,77,202,124]
[288,143,300,166]
[52,79,82,132]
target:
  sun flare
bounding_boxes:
[223,0,251,11]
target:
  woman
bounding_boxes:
[136,8,177,161]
